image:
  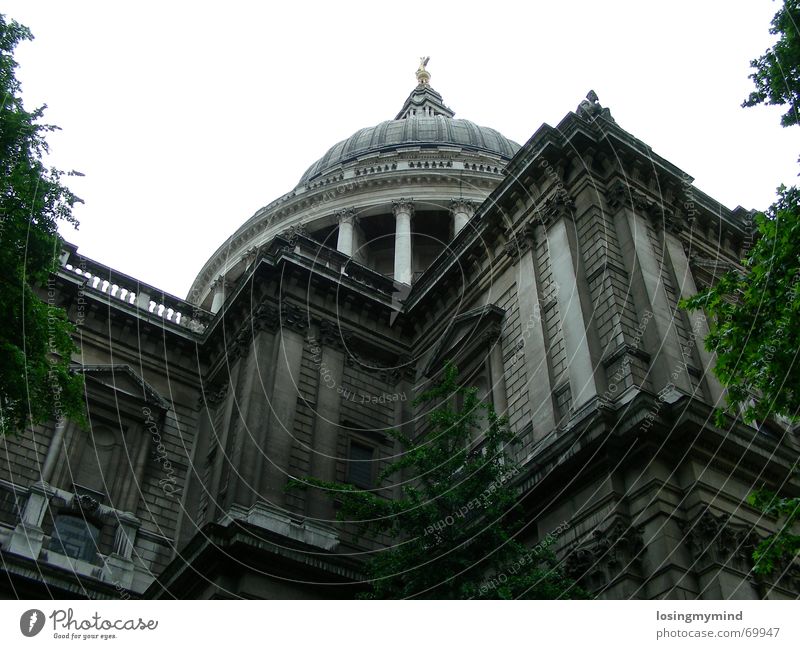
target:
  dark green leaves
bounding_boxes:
[0,14,84,436]
[743,1,800,128]
[680,186,800,425]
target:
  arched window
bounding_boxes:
[48,514,100,563]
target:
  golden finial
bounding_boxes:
[416,56,431,85]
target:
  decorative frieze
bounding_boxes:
[607,179,686,234]
[319,318,353,351]
[681,509,758,571]
[253,301,280,333]
[344,350,415,384]
[565,517,645,591]
[281,302,309,333]
[532,192,575,228]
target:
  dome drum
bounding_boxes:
[189,77,520,310]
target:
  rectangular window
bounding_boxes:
[347,441,375,489]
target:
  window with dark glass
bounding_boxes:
[49,515,100,563]
[347,441,375,489]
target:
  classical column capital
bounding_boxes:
[242,246,259,269]
[209,276,233,314]
[335,207,357,226]
[209,276,232,293]
[450,199,476,235]
[449,198,476,216]
[336,208,357,256]
[392,198,415,218]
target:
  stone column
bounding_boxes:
[209,277,231,315]
[613,204,694,395]
[488,338,508,417]
[103,511,141,590]
[253,313,307,506]
[121,423,151,514]
[336,209,357,257]
[40,418,68,483]
[112,512,140,560]
[231,326,279,507]
[306,330,345,521]
[513,232,558,440]
[450,199,475,236]
[393,199,414,285]
[663,231,725,406]
[6,482,53,559]
[547,218,603,411]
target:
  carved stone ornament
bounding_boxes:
[201,381,229,409]
[281,223,309,243]
[392,198,415,217]
[281,302,309,333]
[335,208,357,226]
[253,301,280,333]
[242,246,259,269]
[681,509,759,570]
[565,517,645,590]
[319,318,352,350]
[449,198,476,215]
[503,222,536,260]
[576,89,615,123]
[606,180,686,234]
[535,192,575,227]
[71,493,101,516]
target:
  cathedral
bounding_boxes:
[2,60,798,599]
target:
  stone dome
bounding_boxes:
[299,116,520,185]
[190,65,523,308]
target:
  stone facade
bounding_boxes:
[1,78,798,599]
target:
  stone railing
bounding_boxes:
[59,243,213,334]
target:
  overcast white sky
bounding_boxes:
[4,1,799,299]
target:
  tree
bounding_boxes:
[742,0,800,127]
[680,0,800,578]
[680,191,800,578]
[0,14,84,437]
[292,363,585,599]
[747,488,799,576]
[680,187,800,426]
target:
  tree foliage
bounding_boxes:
[681,186,800,425]
[0,14,84,436]
[681,1,800,580]
[292,363,585,599]
[743,0,800,127]
[747,487,800,575]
